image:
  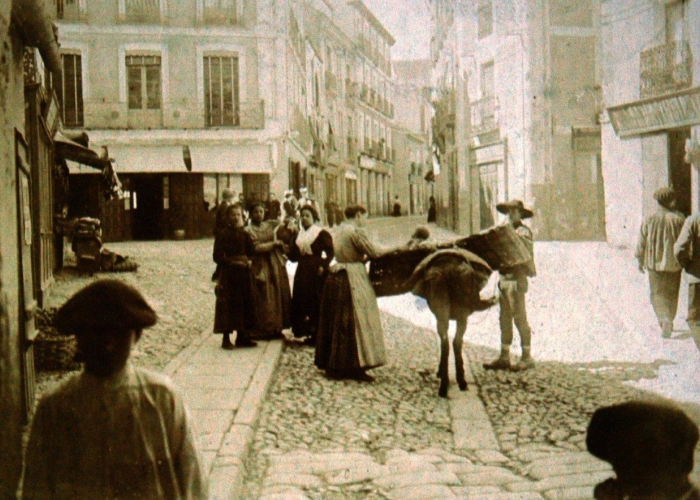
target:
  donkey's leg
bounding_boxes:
[454,315,468,391]
[436,313,450,398]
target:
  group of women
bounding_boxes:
[213,201,398,381]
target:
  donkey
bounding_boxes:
[404,248,496,397]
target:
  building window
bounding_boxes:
[204,55,240,127]
[203,0,240,25]
[127,55,161,110]
[665,1,685,45]
[56,53,84,127]
[122,0,162,23]
[480,61,494,97]
[478,0,493,40]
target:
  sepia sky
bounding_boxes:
[362,0,432,61]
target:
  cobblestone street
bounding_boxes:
[39,217,700,499]
[238,216,700,500]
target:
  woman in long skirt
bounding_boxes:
[213,203,257,348]
[315,204,399,381]
[246,201,292,340]
[288,204,334,345]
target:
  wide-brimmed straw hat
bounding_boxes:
[496,199,534,219]
[54,279,157,335]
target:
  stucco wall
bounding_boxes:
[0,16,29,498]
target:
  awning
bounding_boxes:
[54,131,111,170]
[188,144,271,173]
[108,145,188,173]
[607,86,700,137]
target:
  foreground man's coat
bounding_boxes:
[23,364,206,499]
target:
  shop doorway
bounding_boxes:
[669,128,691,216]
[131,175,164,240]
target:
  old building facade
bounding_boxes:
[602,0,700,247]
[55,0,288,241]
[0,0,62,494]
[392,59,433,216]
[430,0,605,240]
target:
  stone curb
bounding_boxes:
[220,340,284,500]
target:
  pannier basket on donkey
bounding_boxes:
[368,224,533,397]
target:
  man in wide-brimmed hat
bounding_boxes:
[636,187,685,338]
[483,199,537,372]
[586,401,699,500]
[23,280,207,499]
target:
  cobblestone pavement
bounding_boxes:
[239,216,700,500]
[37,239,217,394]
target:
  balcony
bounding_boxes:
[206,100,265,129]
[325,70,337,94]
[122,0,161,23]
[55,0,87,21]
[471,96,497,135]
[640,40,692,99]
[347,136,357,161]
[203,6,240,25]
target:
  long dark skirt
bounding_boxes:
[291,256,326,339]
[314,270,361,372]
[214,265,253,334]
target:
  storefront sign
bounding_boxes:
[607,86,700,137]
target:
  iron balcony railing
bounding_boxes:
[347,136,357,160]
[206,100,265,129]
[471,96,497,135]
[203,6,240,25]
[640,40,693,98]
[122,0,161,23]
[325,70,337,93]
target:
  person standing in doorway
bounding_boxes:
[427,195,437,223]
[674,208,700,352]
[392,195,402,217]
[483,199,537,372]
[265,192,282,222]
[636,187,685,338]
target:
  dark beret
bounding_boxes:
[586,401,699,476]
[653,187,676,207]
[54,279,157,335]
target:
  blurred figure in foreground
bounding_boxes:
[23,280,207,499]
[675,206,700,352]
[586,400,699,500]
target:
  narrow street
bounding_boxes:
[39,217,700,499]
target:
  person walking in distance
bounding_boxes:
[23,280,207,499]
[483,199,537,372]
[636,187,685,338]
[674,207,700,352]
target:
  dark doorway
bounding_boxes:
[669,128,691,216]
[131,175,163,240]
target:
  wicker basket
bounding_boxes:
[34,335,79,371]
[369,247,435,297]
